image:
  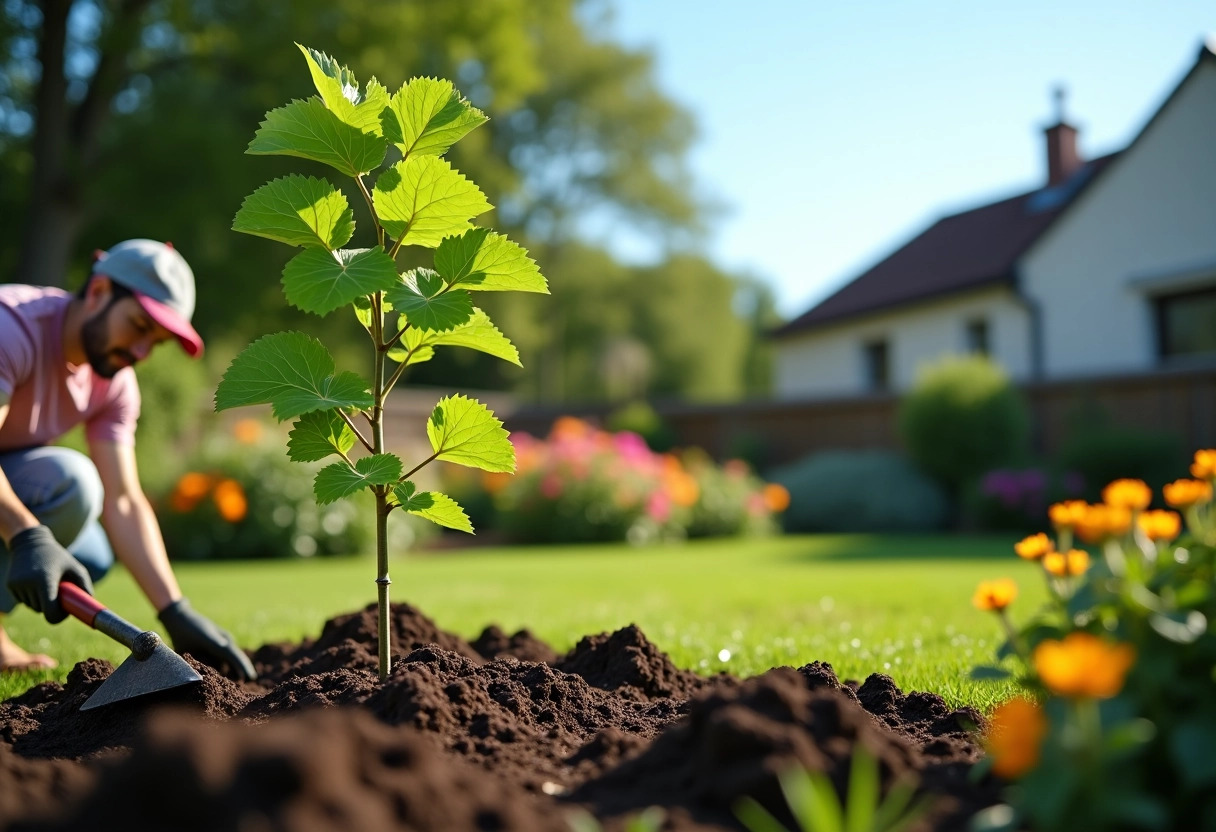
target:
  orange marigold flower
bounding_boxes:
[1014,532,1053,560]
[1191,449,1216,480]
[1048,500,1088,530]
[1164,478,1213,509]
[232,418,264,445]
[170,472,215,513]
[986,696,1047,779]
[550,416,593,442]
[212,479,248,523]
[1138,509,1181,541]
[763,483,791,513]
[1075,503,1132,544]
[666,472,700,508]
[1042,549,1089,577]
[481,471,511,494]
[972,578,1018,612]
[1102,478,1152,511]
[1034,632,1136,699]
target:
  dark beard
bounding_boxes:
[80,306,136,379]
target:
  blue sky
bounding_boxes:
[597,1,1214,318]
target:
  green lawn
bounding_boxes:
[1,533,1044,709]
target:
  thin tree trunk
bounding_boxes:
[16,0,154,287]
[16,0,73,287]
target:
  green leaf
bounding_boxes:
[233,175,354,250]
[215,332,372,420]
[392,482,473,533]
[281,247,400,316]
[733,797,789,832]
[372,157,491,247]
[845,751,878,832]
[434,227,548,293]
[385,268,473,333]
[382,77,487,160]
[314,453,403,504]
[287,410,356,462]
[296,45,391,136]
[248,98,387,177]
[397,308,520,366]
[426,394,514,473]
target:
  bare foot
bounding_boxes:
[0,628,58,672]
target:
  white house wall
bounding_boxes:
[1020,55,1216,378]
[774,286,1032,399]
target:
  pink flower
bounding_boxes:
[613,431,652,464]
[646,490,671,522]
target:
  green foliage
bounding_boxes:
[567,806,665,832]
[735,749,929,832]
[897,355,1030,494]
[771,451,949,533]
[972,454,1216,831]
[154,430,377,561]
[605,400,676,452]
[218,47,536,527]
[1056,425,1187,504]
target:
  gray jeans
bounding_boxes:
[0,447,114,613]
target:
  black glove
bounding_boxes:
[158,597,257,682]
[5,525,94,624]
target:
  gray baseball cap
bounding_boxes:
[92,239,203,357]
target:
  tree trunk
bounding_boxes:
[15,0,154,288]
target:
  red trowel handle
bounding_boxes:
[59,581,157,658]
[59,581,105,627]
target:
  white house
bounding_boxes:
[772,41,1216,399]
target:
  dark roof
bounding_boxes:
[772,152,1120,338]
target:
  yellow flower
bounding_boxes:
[1102,479,1152,511]
[1014,532,1053,560]
[1164,478,1213,509]
[1042,549,1089,577]
[986,696,1047,779]
[1191,449,1216,481]
[1138,509,1181,541]
[762,483,790,513]
[972,578,1018,612]
[1033,632,1136,699]
[1075,503,1132,544]
[212,479,248,523]
[1048,500,1088,530]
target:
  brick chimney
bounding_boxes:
[1044,85,1082,186]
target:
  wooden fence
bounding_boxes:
[385,367,1216,469]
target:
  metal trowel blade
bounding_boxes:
[80,643,203,711]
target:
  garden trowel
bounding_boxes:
[58,582,202,711]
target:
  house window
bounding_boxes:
[1156,287,1216,360]
[965,318,990,355]
[863,339,889,391]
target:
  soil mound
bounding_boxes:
[0,601,1001,831]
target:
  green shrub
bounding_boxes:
[1055,425,1188,504]
[770,450,949,533]
[153,421,423,560]
[605,400,676,452]
[897,355,1029,494]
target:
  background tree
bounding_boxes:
[1,0,779,404]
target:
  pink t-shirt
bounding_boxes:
[0,285,141,451]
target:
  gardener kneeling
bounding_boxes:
[0,240,256,681]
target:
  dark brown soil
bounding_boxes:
[0,602,1002,831]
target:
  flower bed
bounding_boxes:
[446,417,787,544]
